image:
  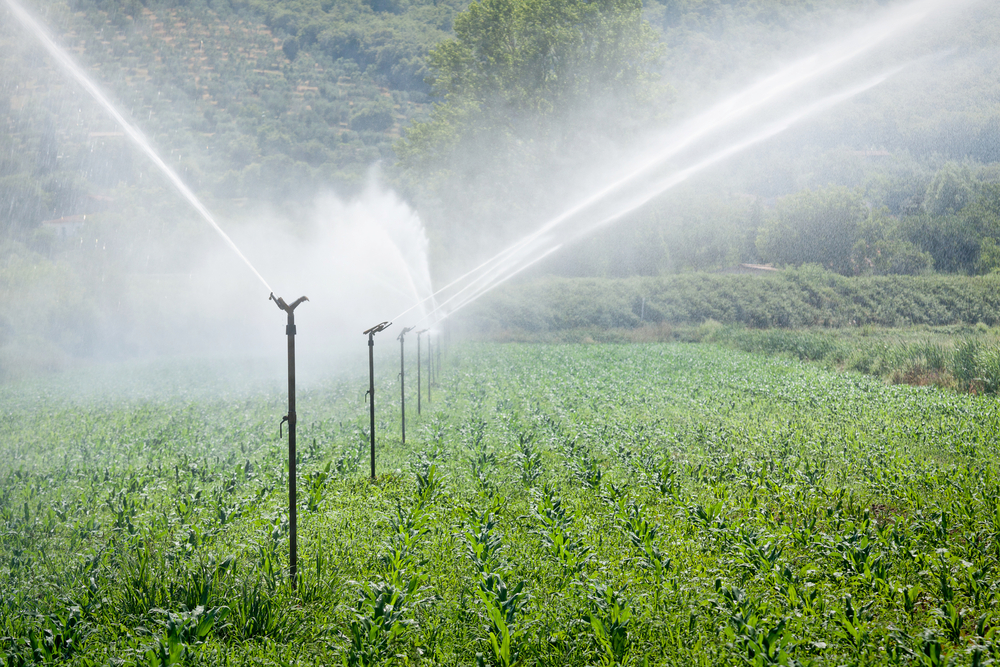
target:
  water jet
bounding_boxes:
[4,0,273,295]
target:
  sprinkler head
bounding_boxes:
[398,326,414,340]
[270,293,309,313]
[417,329,429,335]
[363,321,392,336]
[270,293,287,311]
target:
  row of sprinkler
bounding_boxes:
[270,293,442,589]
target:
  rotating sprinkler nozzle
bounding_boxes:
[271,292,308,590]
[397,326,415,445]
[271,292,309,314]
[364,321,392,480]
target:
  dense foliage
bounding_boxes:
[394,0,665,259]
[465,268,1000,334]
[3,344,1000,664]
[696,324,1000,394]
[0,0,462,234]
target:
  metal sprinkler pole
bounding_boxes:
[364,321,392,480]
[397,326,413,444]
[270,293,308,591]
[427,332,432,404]
[416,329,427,415]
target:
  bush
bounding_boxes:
[465,272,1000,334]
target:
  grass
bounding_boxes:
[2,343,1000,664]
[475,321,1000,394]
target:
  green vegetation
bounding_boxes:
[465,269,1000,392]
[1,0,462,236]
[467,268,1000,332]
[690,324,1000,395]
[395,0,665,257]
[4,343,1000,664]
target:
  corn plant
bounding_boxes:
[569,448,602,490]
[146,605,230,664]
[585,583,633,666]
[530,484,591,576]
[305,460,332,512]
[380,504,429,582]
[645,457,683,501]
[515,432,543,487]
[463,508,506,574]
[834,595,873,652]
[413,450,445,505]
[716,584,795,666]
[343,576,426,667]
[618,500,671,580]
[476,573,529,667]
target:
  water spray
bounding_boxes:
[388,0,960,330]
[419,60,918,323]
[416,329,428,415]
[270,293,308,590]
[4,0,273,294]
[363,321,392,480]
[397,326,414,445]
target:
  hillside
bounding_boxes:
[1,0,467,234]
[2,0,1000,253]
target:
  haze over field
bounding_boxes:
[1,0,999,376]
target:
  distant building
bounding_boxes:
[41,215,86,237]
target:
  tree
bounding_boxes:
[756,186,867,275]
[394,0,665,267]
[924,162,977,216]
[422,0,662,127]
[899,182,1000,274]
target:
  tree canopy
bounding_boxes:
[394,0,665,265]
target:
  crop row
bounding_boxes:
[2,343,1000,664]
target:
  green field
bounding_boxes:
[2,343,1000,665]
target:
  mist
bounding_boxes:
[406,0,995,313]
[1,0,999,383]
[0,173,433,384]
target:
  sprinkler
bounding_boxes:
[364,321,392,480]
[427,331,433,404]
[270,292,308,591]
[416,329,428,415]
[437,330,442,383]
[397,326,414,445]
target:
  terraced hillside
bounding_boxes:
[1,0,457,231]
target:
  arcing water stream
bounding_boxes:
[3,0,274,295]
[395,0,973,329]
[432,67,911,321]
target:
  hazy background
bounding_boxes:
[1,0,999,380]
